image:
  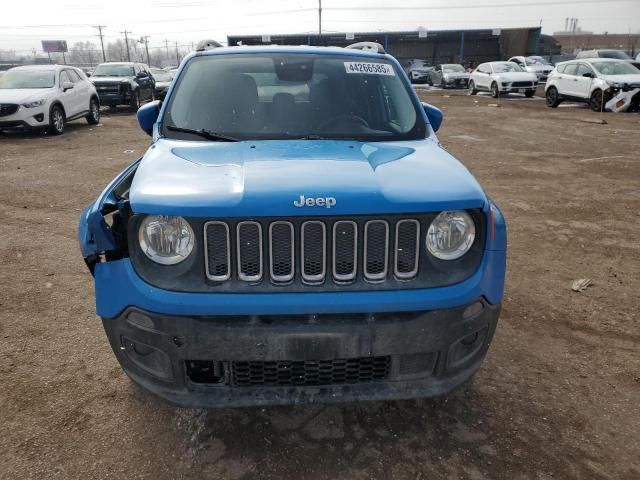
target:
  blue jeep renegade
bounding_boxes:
[79,42,506,408]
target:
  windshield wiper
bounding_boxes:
[166,125,239,142]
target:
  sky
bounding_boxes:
[1,0,639,56]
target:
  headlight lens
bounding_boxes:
[22,99,46,108]
[138,215,194,265]
[426,211,476,260]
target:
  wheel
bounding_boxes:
[524,90,535,98]
[427,75,434,87]
[468,80,478,95]
[491,82,500,98]
[546,87,560,107]
[409,72,415,83]
[590,89,606,112]
[86,97,100,124]
[48,105,65,135]
[130,90,140,112]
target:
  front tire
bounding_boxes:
[86,97,100,124]
[49,105,65,135]
[491,82,500,98]
[469,80,478,95]
[546,87,561,107]
[590,89,607,112]
[525,90,535,98]
[130,90,140,112]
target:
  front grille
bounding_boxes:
[204,216,423,286]
[95,83,121,94]
[512,81,533,88]
[231,356,391,387]
[0,104,19,117]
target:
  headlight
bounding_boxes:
[426,211,476,260]
[22,99,46,108]
[607,80,621,89]
[138,215,194,265]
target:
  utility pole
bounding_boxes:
[93,25,107,62]
[141,35,151,65]
[164,39,170,59]
[318,0,322,38]
[175,41,180,65]
[121,29,132,62]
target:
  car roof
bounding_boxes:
[10,64,65,72]
[97,62,136,66]
[195,44,388,60]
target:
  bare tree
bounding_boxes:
[106,39,128,62]
[67,41,99,65]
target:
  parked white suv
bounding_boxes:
[545,58,640,111]
[508,56,554,82]
[469,62,538,98]
[0,65,100,135]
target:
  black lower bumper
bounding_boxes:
[97,92,130,107]
[102,300,501,408]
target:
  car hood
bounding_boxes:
[91,76,131,83]
[0,88,52,103]
[129,139,487,217]
[526,65,553,73]
[601,74,640,84]
[443,72,470,79]
[155,81,172,88]
[494,72,538,82]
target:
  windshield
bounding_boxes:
[93,64,135,77]
[526,56,551,65]
[411,60,431,69]
[152,71,173,82]
[442,64,465,73]
[492,62,524,73]
[599,50,632,60]
[0,70,55,89]
[592,61,640,75]
[163,53,425,141]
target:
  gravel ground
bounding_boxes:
[0,91,639,480]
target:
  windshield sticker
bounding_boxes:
[344,62,395,76]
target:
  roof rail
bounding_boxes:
[196,39,223,52]
[345,41,386,54]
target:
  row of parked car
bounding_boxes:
[405,48,640,112]
[0,62,175,135]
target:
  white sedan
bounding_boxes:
[469,61,539,98]
[0,65,100,135]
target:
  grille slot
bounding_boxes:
[269,221,294,283]
[364,220,389,281]
[512,81,533,87]
[394,219,420,279]
[204,221,231,281]
[231,356,391,387]
[333,221,357,282]
[0,104,19,117]
[236,221,263,281]
[301,221,326,283]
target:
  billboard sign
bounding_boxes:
[41,40,68,53]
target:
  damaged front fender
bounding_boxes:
[78,159,141,273]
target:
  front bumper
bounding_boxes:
[103,300,500,407]
[96,91,131,106]
[443,77,469,88]
[0,107,48,129]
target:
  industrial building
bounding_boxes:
[227,27,560,67]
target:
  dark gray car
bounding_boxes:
[430,64,470,88]
[90,62,155,111]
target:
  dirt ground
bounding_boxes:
[1,90,639,480]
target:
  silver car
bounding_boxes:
[430,64,470,89]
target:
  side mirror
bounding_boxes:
[136,71,147,79]
[62,81,74,91]
[137,100,161,136]
[86,72,92,77]
[421,102,443,133]
[582,72,594,78]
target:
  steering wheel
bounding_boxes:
[317,114,369,132]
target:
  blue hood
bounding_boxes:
[129,138,487,217]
